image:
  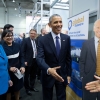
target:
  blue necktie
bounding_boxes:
[56,36,60,57]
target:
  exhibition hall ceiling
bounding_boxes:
[0,0,69,16]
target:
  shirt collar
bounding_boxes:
[51,31,60,39]
[95,36,99,43]
[42,34,44,36]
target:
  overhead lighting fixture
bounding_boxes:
[15,8,17,10]
[12,0,15,2]
[19,14,21,17]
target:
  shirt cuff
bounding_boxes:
[47,68,50,75]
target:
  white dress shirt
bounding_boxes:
[94,36,99,56]
[51,31,61,48]
[31,39,37,58]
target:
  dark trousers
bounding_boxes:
[0,93,6,100]
[37,67,41,80]
[24,58,37,91]
[42,80,66,100]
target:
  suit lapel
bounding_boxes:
[35,39,37,47]
[28,37,33,49]
[48,33,58,60]
[59,34,65,59]
[89,38,96,64]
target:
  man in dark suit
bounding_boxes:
[21,29,38,96]
[36,14,72,100]
[37,28,47,81]
[79,19,100,100]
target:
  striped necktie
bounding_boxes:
[96,40,100,76]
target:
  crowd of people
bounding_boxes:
[0,13,100,100]
[0,14,72,100]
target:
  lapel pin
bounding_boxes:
[63,40,65,41]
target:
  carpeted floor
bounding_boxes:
[20,80,56,100]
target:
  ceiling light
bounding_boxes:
[12,0,15,2]
[15,8,17,10]
[19,14,21,17]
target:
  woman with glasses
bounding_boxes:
[1,30,25,100]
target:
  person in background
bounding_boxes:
[23,33,26,39]
[3,24,14,32]
[40,28,47,36]
[37,28,47,81]
[1,30,25,100]
[21,29,39,96]
[1,24,14,44]
[37,28,47,41]
[0,44,13,100]
[36,14,72,100]
[85,75,100,92]
[15,33,24,44]
[79,19,100,100]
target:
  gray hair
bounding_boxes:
[41,28,46,33]
[49,14,61,23]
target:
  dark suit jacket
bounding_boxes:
[21,37,37,66]
[37,34,45,45]
[79,37,97,100]
[36,32,72,88]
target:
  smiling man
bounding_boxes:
[36,14,72,100]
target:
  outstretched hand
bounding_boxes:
[48,66,64,82]
[85,75,100,92]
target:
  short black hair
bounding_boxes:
[49,14,61,23]
[3,24,14,30]
[1,30,13,40]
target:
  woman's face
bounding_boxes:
[3,32,13,45]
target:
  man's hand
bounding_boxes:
[9,80,13,87]
[25,62,27,66]
[10,67,18,73]
[85,75,100,92]
[67,76,71,84]
[20,67,25,74]
[48,66,64,82]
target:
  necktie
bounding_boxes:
[32,40,37,58]
[96,40,100,76]
[55,36,60,57]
